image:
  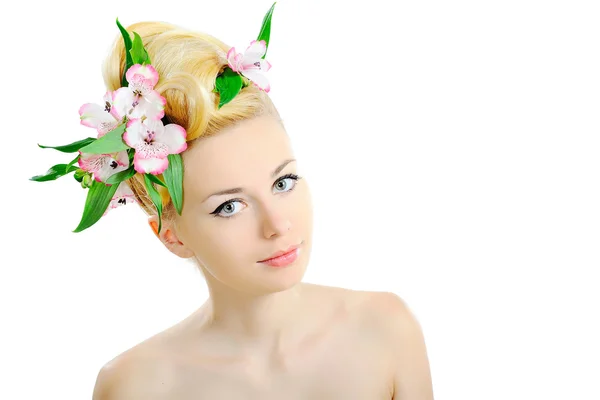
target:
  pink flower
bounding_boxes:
[79,91,123,137]
[123,118,187,175]
[103,182,137,216]
[77,151,129,183]
[227,40,272,92]
[113,64,166,120]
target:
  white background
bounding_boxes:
[1,0,599,398]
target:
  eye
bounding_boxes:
[210,173,302,219]
[273,173,301,193]
[210,198,245,218]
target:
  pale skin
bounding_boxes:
[92,115,434,399]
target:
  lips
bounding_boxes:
[259,243,301,262]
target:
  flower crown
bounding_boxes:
[30,3,276,234]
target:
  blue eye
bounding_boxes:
[210,173,302,219]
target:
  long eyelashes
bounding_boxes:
[210,173,302,218]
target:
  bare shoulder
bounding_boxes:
[363,290,414,323]
[92,339,177,400]
[361,291,434,400]
[305,283,410,318]
[358,290,428,356]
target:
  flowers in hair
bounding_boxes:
[77,150,129,183]
[124,118,187,175]
[79,91,122,137]
[227,40,272,92]
[32,3,278,233]
[113,64,166,120]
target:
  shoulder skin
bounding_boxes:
[365,291,435,400]
[91,350,176,400]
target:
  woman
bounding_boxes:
[34,4,433,399]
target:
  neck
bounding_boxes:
[199,277,306,350]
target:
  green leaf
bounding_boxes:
[78,124,128,154]
[130,32,151,65]
[38,137,96,153]
[65,154,80,174]
[163,154,184,215]
[144,174,163,234]
[215,67,243,109]
[145,173,166,187]
[105,165,136,185]
[257,2,276,58]
[116,18,134,87]
[30,164,80,182]
[73,180,120,233]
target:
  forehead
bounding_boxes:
[182,116,294,197]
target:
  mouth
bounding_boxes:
[258,242,302,263]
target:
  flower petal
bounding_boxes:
[154,124,188,154]
[96,156,128,183]
[135,141,170,160]
[126,64,159,87]
[79,103,117,130]
[123,119,145,148]
[113,87,136,119]
[131,90,166,120]
[78,152,103,173]
[104,182,137,216]
[78,152,127,183]
[261,59,272,72]
[241,69,270,92]
[133,149,169,175]
[115,150,129,167]
[244,40,267,61]
[227,47,239,71]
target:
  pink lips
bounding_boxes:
[258,243,301,267]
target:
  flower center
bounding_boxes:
[104,101,112,112]
[145,129,156,143]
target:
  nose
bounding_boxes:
[261,206,291,238]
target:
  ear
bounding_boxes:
[148,215,195,259]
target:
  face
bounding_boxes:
[169,115,313,295]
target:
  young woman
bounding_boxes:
[33,5,433,399]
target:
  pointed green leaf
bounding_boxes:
[257,2,276,58]
[145,173,166,187]
[65,154,80,174]
[130,32,151,65]
[38,137,96,153]
[30,164,80,182]
[144,174,163,234]
[73,180,120,233]
[117,18,134,87]
[163,154,184,215]
[105,165,136,185]
[215,67,243,109]
[78,124,128,154]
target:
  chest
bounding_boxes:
[167,326,395,399]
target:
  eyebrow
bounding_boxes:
[203,159,296,202]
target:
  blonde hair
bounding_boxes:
[101,21,281,221]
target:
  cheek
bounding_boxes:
[189,220,253,264]
[290,184,313,224]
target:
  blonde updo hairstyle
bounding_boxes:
[101,21,281,223]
